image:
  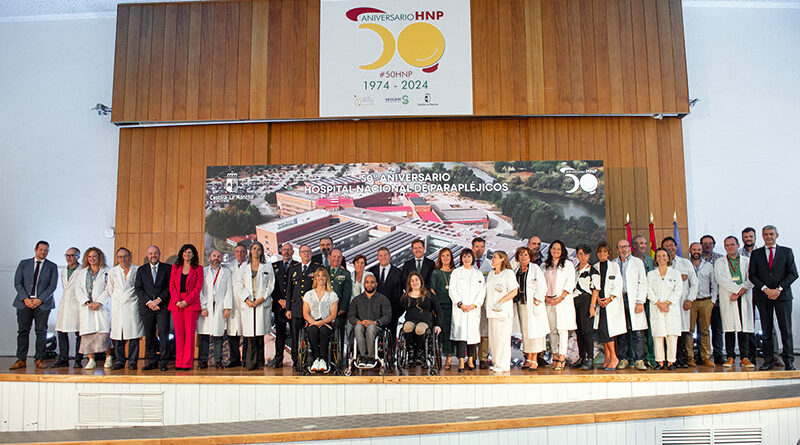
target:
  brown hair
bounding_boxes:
[81,247,107,269]
[435,247,456,270]
[404,271,428,301]
[492,251,512,271]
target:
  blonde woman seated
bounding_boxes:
[303,268,339,373]
[647,247,682,370]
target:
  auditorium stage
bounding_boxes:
[2,356,799,384]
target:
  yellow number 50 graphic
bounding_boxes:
[358,22,445,71]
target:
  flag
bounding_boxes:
[625,220,633,247]
[648,215,656,259]
[673,220,683,258]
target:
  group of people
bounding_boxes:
[10,225,796,374]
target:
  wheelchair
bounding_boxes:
[396,325,442,376]
[296,321,343,376]
[342,324,395,376]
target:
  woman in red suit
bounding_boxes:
[169,244,203,370]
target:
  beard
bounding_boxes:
[365,285,377,293]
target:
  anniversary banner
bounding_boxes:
[205,162,605,266]
[319,0,473,117]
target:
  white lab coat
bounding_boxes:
[670,256,698,332]
[197,265,235,337]
[55,266,81,332]
[714,256,755,333]
[106,264,144,340]
[235,261,275,337]
[522,264,549,339]
[227,262,246,336]
[614,255,649,331]
[449,266,486,344]
[592,261,626,338]
[543,263,577,330]
[647,267,682,337]
[74,266,111,335]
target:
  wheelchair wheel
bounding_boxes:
[396,333,407,373]
[329,327,342,375]
[297,328,309,374]
[431,331,443,373]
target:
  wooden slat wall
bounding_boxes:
[114,117,689,260]
[110,0,689,123]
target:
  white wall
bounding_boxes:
[0,15,119,355]
[682,3,800,350]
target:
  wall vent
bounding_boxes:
[660,427,762,445]
[77,392,164,428]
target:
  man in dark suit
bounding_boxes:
[11,240,59,370]
[272,243,298,368]
[134,245,172,371]
[286,245,320,371]
[401,239,435,288]
[311,237,347,268]
[368,247,403,346]
[748,225,798,371]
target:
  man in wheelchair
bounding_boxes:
[347,274,392,368]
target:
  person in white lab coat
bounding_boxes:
[226,242,249,368]
[513,246,548,371]
[613,239,649,371]
[449,248,485,372]
[542,240,576,371]
[197,249,234,368]
[715,236,755,369]
[52,247,83,368]
[472,237,493,369]
[648,248,682,370]
[107,247,143,370]
[74,247,112,370]
[485,251,518,373]
[591,242,625,371]
[235,241,275,371]
[662,237,697,368]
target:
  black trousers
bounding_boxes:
[16,307,50,361]
[198,334,210,364]
[617,294,644,361]
[141,309,171,366]
[291,317,305,367]
[455,341,477,359]
[225,334,241,364]
[307,324,332,360]
[56,331,82,363]
[710,305,724,362]
[725,296,750,360]
[573,293,594,360]
[676,332,689,364]
[755,297,794,365]
[244,336,264,369]
[273,308,291,363]
[113,338,140,366]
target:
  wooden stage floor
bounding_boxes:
[2,356,798,384]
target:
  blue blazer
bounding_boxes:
[14,258,59,310]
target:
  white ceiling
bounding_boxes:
[0,0,798,19]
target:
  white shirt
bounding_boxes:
[303,290,339,320]
[618,255,631,293]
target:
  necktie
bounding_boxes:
[151,264,157,284]
[302,265,307,276]
[768,247,774,269]
[380,267,386,284]
[284,262,290,273]
[323,256,329,267]
[416,259,421,272]
[31,260,41,296]
[476,259,482,269]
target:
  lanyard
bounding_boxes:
[213,267,221,286]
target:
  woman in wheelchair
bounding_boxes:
[399,272,442,368]
[302,268,339,373]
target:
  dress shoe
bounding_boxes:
[35,360,46,369]
[128,362,138,370]
[73,360,83,369]
[686,360,696,367]
[479,360,489,369]
[273,361,283,369]
[740,357,755,369]
[785,363,796,371]
[160,364,169,371]
[458,367,465,373]
[143,363,158,370]
[215,362,223,369]
[111,363,124,370]
[760,363,774,371]
[654,363,664,371]
[722,358,735,368]
[198,362,208,369]
[580,359,594,371]
[702,358,716,367]
[676,362,689,369]
[49,360,70,368]
[225,360,242,368]
[635,360,648,371]
[667,363,676,371]
[714,357,726,365]
[9,359,26,370]
[617,359,629,370]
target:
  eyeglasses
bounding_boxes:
[65,254,78,258]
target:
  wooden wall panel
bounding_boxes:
[115,117,689,259]
[111,0,690,124]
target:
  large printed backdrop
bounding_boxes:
[205,161,605,266]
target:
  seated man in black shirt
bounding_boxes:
[348,274,392,367]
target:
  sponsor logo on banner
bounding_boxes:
[319,0,473,117]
